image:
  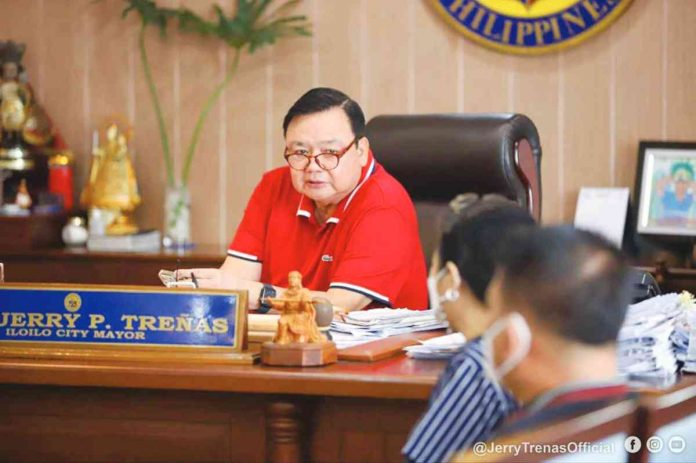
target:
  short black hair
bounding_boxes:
[439,195,536,302]
[282,87,366,138]
[498,226,632,345]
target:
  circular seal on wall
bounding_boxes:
[429,0,633,55]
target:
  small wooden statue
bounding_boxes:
[266,271,324,344]
[261,271,337,366]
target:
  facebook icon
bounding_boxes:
[625,436,642,453]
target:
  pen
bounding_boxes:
[191,272,198,288]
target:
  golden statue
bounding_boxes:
[79,130,105,209]
[0,42,30,134]
[90,124,142,235]
[0,79,29,133]
[265,271,324,345]
[0,41,51,150]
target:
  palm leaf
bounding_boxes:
[121,0,177,37]
[121,0,312,185]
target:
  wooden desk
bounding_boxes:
[0,354,444,463]
[1,246,226,285]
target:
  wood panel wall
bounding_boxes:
[1,0,695,247]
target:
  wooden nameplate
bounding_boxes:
[338,330,446,362]
[261,341,337,367]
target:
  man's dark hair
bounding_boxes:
[439,195,536,303]
[282,87,366,138]
[498,226,632,345]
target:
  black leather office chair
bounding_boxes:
[366,113,542,263]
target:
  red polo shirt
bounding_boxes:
[228,153,428,309]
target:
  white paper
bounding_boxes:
[331,309,447,347]
[574,187,630,248]
[404,332,467,359]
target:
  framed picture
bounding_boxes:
[635,141,696,236]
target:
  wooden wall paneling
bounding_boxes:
[614,0,663,192]
[132,1,178,232]
[0,0,42,92]
[414,1,460,113]
[315,0,362,100]
[178,1,223,246]
[460,40,510,113]
[3,0,696,246]
[270,1,314,170]
[40,0,87,185]
[365,0,410,116]
[512,54,561,224]
[665,0,696,141]
[225,50,271,242]
[87,1,133,134]
[560,34,613,222]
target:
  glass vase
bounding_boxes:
[163,183,193,249]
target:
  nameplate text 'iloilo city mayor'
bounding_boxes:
[0,283,253,364]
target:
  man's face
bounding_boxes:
[285,107,367,208]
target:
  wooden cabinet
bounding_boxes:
[1,246,226,285]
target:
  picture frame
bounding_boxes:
[635,141,696,236]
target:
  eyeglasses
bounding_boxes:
[284,138,357,171]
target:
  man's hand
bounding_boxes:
[176,268,264,308]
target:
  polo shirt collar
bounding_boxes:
[296,149,377,224]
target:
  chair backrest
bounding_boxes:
[366,113,542,263]
[635,380,696,463]
[450,400,638,463]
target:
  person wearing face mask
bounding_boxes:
[478,226,634,442]
[402,196,536,463]
[178,87,427,312]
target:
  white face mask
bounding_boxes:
[427,267,460,322]
[480,312,532,384]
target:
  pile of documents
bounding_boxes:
[617,292,692,381]
[403,332,467,359]
[330,308,447,349]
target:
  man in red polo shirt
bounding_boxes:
[180,88,427,312]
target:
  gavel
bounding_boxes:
[312,297,333,340]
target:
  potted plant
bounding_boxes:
[121,0,311,247]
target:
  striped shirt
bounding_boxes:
[402,338,517,463]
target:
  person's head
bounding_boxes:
[429,195,535,338]
[485,226,633,401]
[2,61,18,80]
[288,271,302,289]
[671,162,694,198]
[282,88,370,210]
[671,162,694,183]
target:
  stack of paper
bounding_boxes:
[618,293,684,380]
[330,308,447,349]
[404,332,466,359]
